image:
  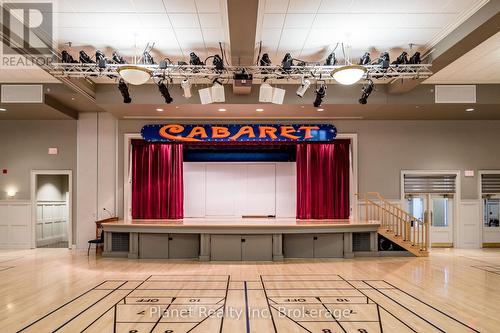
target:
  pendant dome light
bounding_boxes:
[330,43,367,85]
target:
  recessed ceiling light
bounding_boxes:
[465,108,474,112]
[256,108,264,112]
[71,97,75,101]
[218,108,226,112]
[0,108,6,112]
[156,108,164,112]
[317,108,324,112]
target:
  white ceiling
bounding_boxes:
[54,0,230,62]
[425,31,500,84]
[255,0,489,63]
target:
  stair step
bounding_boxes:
[377,229,428,257]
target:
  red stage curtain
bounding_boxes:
[132,140,184,219]
[296,140,350,219]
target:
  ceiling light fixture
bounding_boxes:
[117,43,155,85]
[256,108,264,112]
[317,108,324,112]
[330,43,367,85]
[156,108,164,112]
[465,108,475,112]
[117,66,151,85]
[0,108,7,112]
[331,65,366,85]
[218,108,226,112]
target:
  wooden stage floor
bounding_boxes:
[1,248,499,332]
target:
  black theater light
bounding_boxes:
[118,79,131,103]
[260,53,271,66]
[313,82,326,107]
[112,51,126,64]
[281,53,293,71]
[79,50,94,64]
[359,52,371,65]
[61,50,78,63]
[158,80,173,104]
[189,52,204,66]
[359,79,374,105]
[324,52,337,66]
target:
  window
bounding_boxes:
[484,198,500,227]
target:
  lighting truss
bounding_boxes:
[48,63,432,83]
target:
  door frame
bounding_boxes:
[478,170,500,247]
[400,170,461,248]
[30,170,73,249]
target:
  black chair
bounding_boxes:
[87,226,104,256]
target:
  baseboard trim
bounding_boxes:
[431,243,453,248]
[482,243,500,248]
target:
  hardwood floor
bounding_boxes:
[0,248,499,332]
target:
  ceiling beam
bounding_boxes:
[388,1,500,94]
[44,94,79,119]
[227,0,259,66]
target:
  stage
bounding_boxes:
[102,219,380,261]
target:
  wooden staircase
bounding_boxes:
[357,192,429,257]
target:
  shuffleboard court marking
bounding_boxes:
[18,274,480,332]
[471,265,500,276]
[0,266,14,272]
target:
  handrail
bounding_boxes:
[356,192,428,253]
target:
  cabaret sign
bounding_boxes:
[141,124,337,142]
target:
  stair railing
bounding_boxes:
[356,192,428,253]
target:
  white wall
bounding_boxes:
[184,162,296,218]
[0,201,31,249]
[76,112,117,249]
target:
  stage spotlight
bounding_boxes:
[259,82,273,102]
[324,52,337,66]
[112,51,126,64]
[189,52,203,66]
[61,50,78,63]
[158,80,173,104]
[213,54,224,71]
[313,83,326,107]
[211,79,225,103]
[95,50,107,68]
[181,79,192,99]
[409,52,421,64]
[118,79,131,104]
[281,53,293,71]
[296,76,311,98]
[272,87,286,104]
[378,52,390,69]
[359,79,374,105]
[79,50,94,64]
[392,51,408,65]
[198,79,225,104]
[143,51,155,64]
[359,52,371,65]
[260,53,271,66]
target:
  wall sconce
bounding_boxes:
[6,188,17,198]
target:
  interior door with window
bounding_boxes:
[407,194,453,247]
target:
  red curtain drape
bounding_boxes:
[296,140,350,219]
[132,140,184,219]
